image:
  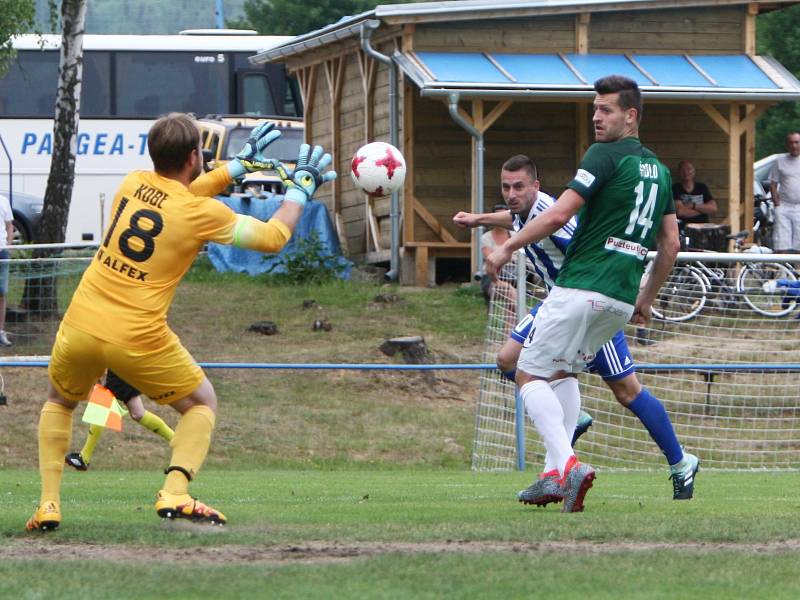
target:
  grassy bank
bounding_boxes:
[1,263,488,470]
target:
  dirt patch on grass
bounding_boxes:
[8,538,800,565]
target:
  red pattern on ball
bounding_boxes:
[375,147,403,180]
[351,153,368,179]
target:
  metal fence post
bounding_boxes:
[515,249,527,471]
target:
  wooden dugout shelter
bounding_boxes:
[252,0,800,286]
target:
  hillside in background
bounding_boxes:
[33,0,248,34]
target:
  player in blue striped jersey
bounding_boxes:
[454,154,695,505]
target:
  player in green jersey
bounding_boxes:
[485,75,697,512]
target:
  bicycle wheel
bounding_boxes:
[651,265,707,322]
[738,262,798,317]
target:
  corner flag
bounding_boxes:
[82,384,126,431]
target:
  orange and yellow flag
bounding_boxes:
[81,384,126,431]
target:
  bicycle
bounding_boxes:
[650,229,798,322]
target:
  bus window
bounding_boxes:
[0,50,110,117]
[115,51,229,117]
[82,52,111,117]
[239,73,276,116]
[0,50,58,116]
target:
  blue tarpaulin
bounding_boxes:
[207,195,352,278]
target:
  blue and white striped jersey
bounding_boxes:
[512,191,578,290]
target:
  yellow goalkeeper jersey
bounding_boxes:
[64,167,290,349]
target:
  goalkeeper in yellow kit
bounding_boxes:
[26,113,335,531]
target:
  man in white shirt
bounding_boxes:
[0,193,13,346]
[769,132,800,253]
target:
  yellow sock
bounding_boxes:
[138,411,175,443]
[80,424,104,464]
[38,401,74,505]
[164,405,215,496]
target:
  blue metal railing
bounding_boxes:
[3,361,800,371]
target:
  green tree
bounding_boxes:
[0,0,37,76]
[229,0,407,35]
[756,5,800,158]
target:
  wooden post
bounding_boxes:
[470,100,485,278]
[325,56,345,219]
[743,104,756,239]
[415,245,429,289]
[744,3,758,56]
[576,103,590,167]
[701,102,768,244]
[403,80,415,245]
[402,23,415,53]
[295,64,317,144]
[728,104,742,242]
[576,13,590,54]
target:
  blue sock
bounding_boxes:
[501,369,516,383]
[627,388,683,466]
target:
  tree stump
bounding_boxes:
[379,335,429,364]
[373,292,400,304]
[248,321,279,335]
[312,319,332,331]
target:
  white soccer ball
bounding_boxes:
[350,142,406,197]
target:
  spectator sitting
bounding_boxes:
[672,160,717,224]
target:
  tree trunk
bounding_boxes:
[22,0,87,316]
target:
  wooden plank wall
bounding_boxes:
[339,52,367,254]
[367,42,398,250]
[284,4,752,258]
[337,41,405,255]
[412,98,578,243]
[483,102,578,203]
[640,103,731,222]
[411,95,471,243]
[408,99,732,235]
[288,38,400,255]
[590,6,744,53]
[309,66,332,211]
[412,15,576,52]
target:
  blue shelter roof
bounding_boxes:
[396,52,800,101]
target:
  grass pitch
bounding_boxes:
[4,469,800,599]
[4,271,800,597]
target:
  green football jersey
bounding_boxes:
[557,137,675,305]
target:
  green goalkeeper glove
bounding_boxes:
[281,143,337,206]
[227,121,282,180]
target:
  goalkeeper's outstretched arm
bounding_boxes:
[228,143,337,254]
[189,165,234,198]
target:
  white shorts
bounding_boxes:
[773,204,800,251]
[517,286,634,378]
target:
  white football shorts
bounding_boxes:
[516,286,634,379]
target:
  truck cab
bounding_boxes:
[196,115,304,195]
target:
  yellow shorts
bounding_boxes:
[48,322,204,404]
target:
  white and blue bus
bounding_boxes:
[0,31,297,242]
